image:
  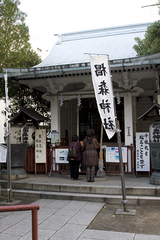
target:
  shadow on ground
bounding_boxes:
[88,204,160,235]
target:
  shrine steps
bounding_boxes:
[1,179,160,206]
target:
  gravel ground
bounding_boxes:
[88,203,160,235]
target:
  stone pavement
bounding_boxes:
[5,173,152,187]
[0,198,160,240]
[0,173,160,239]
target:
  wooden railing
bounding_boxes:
[25,145,134,175]
[25,147,50,173]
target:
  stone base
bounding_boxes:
[150,171,160,185]
[150,178,160,185]
[1,168,27,180]
[1,173,27,180]
[115,209,136,216]
[1,200,21,205]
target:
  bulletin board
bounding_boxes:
[35,129,46,163]
[55,148,69,163]
[106,147,127,163]
[136,132,150,172]
[35,129,47,174]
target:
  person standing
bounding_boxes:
[83,129,100,182]
[67,134,84,180]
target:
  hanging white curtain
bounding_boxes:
[89,55,116,139]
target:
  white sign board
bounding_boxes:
[136,132,150,172]
[55,149,68,164]
[0,144,7,163]
[35,129,46,163]
[106,147,127,163]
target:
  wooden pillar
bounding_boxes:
[51,96,60,140]
[124,93,133,146]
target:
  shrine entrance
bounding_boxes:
[79,98,124,143]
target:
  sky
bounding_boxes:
[19,0,160,54]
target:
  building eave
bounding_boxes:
[1,53,160,81]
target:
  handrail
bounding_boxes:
[0,204,39,240]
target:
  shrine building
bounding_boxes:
[1,22,160,174]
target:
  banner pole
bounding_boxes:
[116,119,127,212]
[99,123,103,159]
[110,78,127,212]
[106,55,127,211]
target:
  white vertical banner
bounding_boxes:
[89,55,116,139]
[136,132,150,172]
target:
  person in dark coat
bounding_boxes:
[67,134,84,180]
[83,129,100,182]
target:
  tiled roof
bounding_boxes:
[137,103,160,120]
[10,108,48,123]
[35,22,153,68]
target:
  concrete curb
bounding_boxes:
[1,188,160,205]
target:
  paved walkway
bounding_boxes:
[0,198,160,240]
[0,173,160,239]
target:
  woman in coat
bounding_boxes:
[67,134,84,180]
[83,129,100,182]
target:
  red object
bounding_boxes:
[0,204,39,240]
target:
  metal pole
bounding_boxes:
[116,120,127,212]
[7,123,12,202]
[4,69,12,202]
[109,68,127,212]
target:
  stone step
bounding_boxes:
[1,181,160,197]
[1,188,160,205]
